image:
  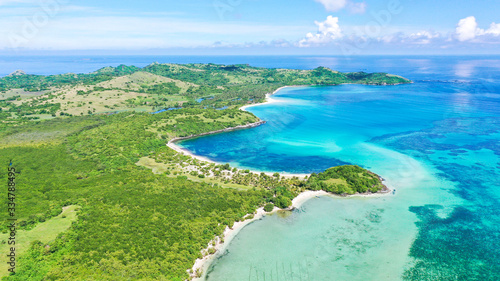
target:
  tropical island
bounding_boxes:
[0,63,408,280]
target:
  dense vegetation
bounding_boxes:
[2,147,267,280]
[0,110,269,280]
[1,63,410,94]
[0,63,395,280]
[307,165,387,194]
[0,109,387,280]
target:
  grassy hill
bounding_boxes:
[0,63,411,123]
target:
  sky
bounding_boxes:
[1,0,500,55]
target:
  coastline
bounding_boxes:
[190,186,393,280]
[167,95,309,178]
[239,85,301,112]
[239,82,410,112]
[166,120,265,167]
[169,84,400,179]
[168,85,309,179]
[174,85,394,280]
[189,190,328,281]
[168,120,266,144]
[167,138,308,179]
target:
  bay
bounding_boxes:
[177,56,500,280]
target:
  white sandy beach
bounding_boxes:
[167,141,216,164]
[189,185,393,280]
[167,139,308,179]
[240,85,304,112]
[189,207,266,280]
[174,85,393,280]
[168,139,308,179]
[190,189,329,281]
[169,86,311,179]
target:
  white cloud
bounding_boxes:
[297,14,500,53]
[270,39,292,48]
[299,16,343,47]
[314,0,366,13]
[316,16,342,37]
[374,31,443,45]
[455,16,481,41]
[406,31,440,44]
[298,15,445,49]
[485,22,500,36]
[455,16,500,41]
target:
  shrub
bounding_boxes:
[264,203,274,212]
[271,196,292,209]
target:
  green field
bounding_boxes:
[0,205,79,278]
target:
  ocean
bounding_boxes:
[177,56,500,280]
[4,55,499,280]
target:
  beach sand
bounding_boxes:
[168,86,310,179]
[174,85,393,280]
[190,186,393,280]
[189,184,393,280]
[240,86,302,112]
[168,140,308,179]
[190,189,329,280]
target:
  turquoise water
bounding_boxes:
[178,57,500,280]
[4,55,498,280]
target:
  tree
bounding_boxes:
[264,203,274,212]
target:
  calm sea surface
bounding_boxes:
[178,56,500,280]
[4,55,499,280]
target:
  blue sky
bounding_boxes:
[1,0,500,54]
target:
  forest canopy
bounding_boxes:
[0,63,395,280]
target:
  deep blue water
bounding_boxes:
[0,55,356,76]
[3,54,500,80]
[4,55,500,280]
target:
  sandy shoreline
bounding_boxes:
[167,120,266,165]
[190,186,393,280]
[189,207,266,280]
[168,140,308,179]
[169,85,310,179]
[190,189,329,280]
[239,85,303,112]
[174,85,393,280]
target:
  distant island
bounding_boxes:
[0,63,405,280]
